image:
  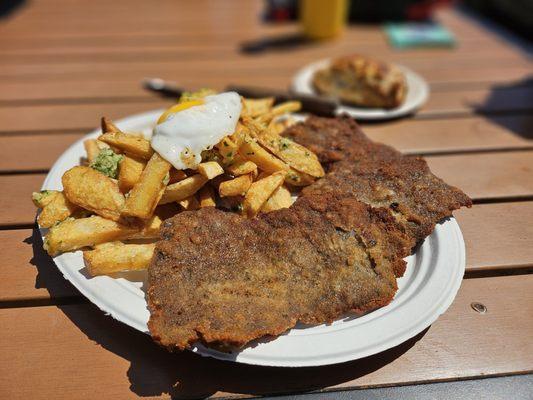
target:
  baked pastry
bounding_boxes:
[312,55,407,108]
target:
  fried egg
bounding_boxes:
[151,91,242,170]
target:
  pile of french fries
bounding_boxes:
[32,93,325,277]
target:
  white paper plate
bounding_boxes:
[291,58,429,120]
[40,109,465,367]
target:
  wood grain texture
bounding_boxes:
[2,151,532,226]
[2,114,531,172]
[426,151,533,201]
[2,202,532,302]
[455,202,533,270]
[0,275,531,399]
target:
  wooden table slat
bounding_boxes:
[1,151,533,227]
[1,275,531,399]
[2,202,532,303]
[2,114,532,173]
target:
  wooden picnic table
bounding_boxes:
[0,1,532,399]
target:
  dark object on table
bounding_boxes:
[143,78,338,117]
[463,0,533,40]
[147,116,471,351]
[262,0,452,23]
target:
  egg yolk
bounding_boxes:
[157,100,204,124]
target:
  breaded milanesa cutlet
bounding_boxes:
[147,116,471,351]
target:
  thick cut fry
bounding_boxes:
[197,161,224,180]
[198,185,216,208]
[44,216,139,256]
[99,131,154,160]
[261,185,293,213]
[169,168,187,184]
[243,171,285,218]
[84,139,100,163]
[255,132,324,178]
[238,139,289,174]
[122,153,171,220]
[32,190,60,208]
[268,116,297,135]
[257,101,301,124]
[62,166,125,221]
[241,97,274,117]
[216,136,239,165]
[37,191,80,228]
[129,214,163,239]
[118,155,146,193]
[159,174,208,204]
[84,242,155,276]
[285,168,316,186]
[225,160,257,176]
[101,117,121,134]
[178,195,200,211]
[219,174,253,197]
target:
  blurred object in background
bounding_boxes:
[348,0,453,22]
[263,0,453,23]
[263,0,299,22]
[462,0,533,41]
[301,0,348,39]
[385,22,455,48]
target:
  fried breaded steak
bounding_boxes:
[147,116,471,351]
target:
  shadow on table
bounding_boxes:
[27,226,427,399]
[468,77,533,141]
[0,0,26,19]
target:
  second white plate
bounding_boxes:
[291,58,429,120]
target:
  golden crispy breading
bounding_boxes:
[62,166,125,221]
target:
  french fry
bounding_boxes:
[168,168,187,184]
[37,191,80,228]
[99,131,154,160]
[219,174,253,197]
[241,97,274,117]
[285,168,316,186]
[225,160,257,176]
[178,195,200,211]
[44,216,139,256]
[216,136,239,165]
[32,190,60,208]
[159,174,208,204]
[84,139,100,163]
[257,101,301,124]
[255,132,325,178]
[261,185,293,213]
[238,138,289,174]
[122,153,171,220]
[84,242,155,276]
[197,161,224,180]
[243,171,285,218]
[198,185,216,208]
[268,116,297,135]
[118,155,146,193]
[62,166,125,221]
[101,117,121,134]
[129,214,163,239]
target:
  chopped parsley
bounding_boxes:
[279,138,291,150]
[90,148,123,178]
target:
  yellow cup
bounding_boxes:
[300,0,348,40]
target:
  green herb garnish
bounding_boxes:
[90,148,123,178]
